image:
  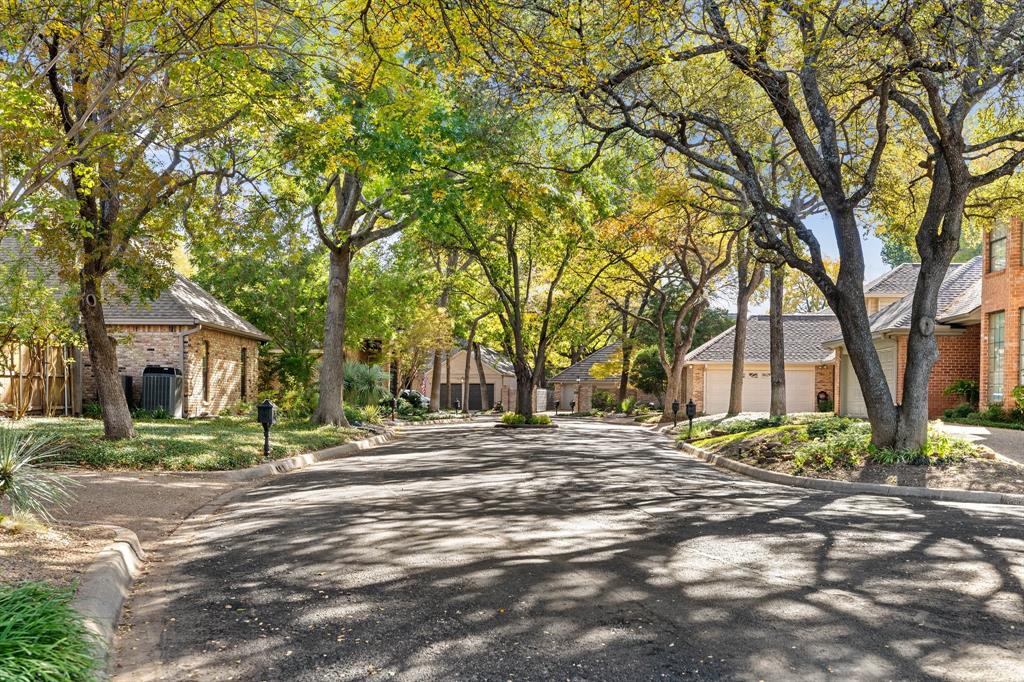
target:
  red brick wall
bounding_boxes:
[184,328,261,417]
[893,329,980,418]
[980,216,1024,410]
[81,324,189,406]
[815,364,834,408]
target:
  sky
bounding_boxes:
[743,213,888,314]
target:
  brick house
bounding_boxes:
[684,314,841,415]
[85,275,269,417]
[549,343,658,412]
[417,342,518,410]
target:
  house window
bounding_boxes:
[240,347,248,400]
[202,341,210,402]
[988,311,1005,404]
[989,222,1008,272]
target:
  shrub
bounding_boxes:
[792,426,870,473]
[343,363,391,407]
[944,379,980,408]
[528,414,551,425]
[82,402,101,419]
[132,407,170,420]
[591,390,617,412]
[816,398,834,413]
[1012,385,1024,414]
[983,404,1008,422]
[400,389,428,409]
[0,581,100,681]
[870,430,976,466]
[620,397,637,414]
[360,404,383,424]
[0,429,76,521]
[501,412,527,425]
[806,415,858,440]
[343,404,363,426]
[942,404,973,419]
[278,382,318,419]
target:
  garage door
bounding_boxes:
[841,343,896,417]
[704,367,817,415]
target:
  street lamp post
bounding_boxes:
[576,378,582,414]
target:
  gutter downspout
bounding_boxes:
[179,325,202,418]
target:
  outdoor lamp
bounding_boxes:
[554,400,560,415]
[576,378,582,413]
[455,399,461,411]
[672,399,680,427]
[257,399,277,457]
[570,400,576,413]
[686,399,697,438]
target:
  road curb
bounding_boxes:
[71,525,146,674]
[221,431,399,482]
[678,441,1024,506]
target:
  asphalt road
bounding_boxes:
[115,420,1024,681]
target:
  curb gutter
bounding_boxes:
[222,431,397,482]
[678,441,1024,507]
[71,525,146,673]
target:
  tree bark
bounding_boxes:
[79,269,134,439]
[429,349,443,410]
[462,318,480,413]
[444,349,452,409]
[514,368,533,418]
[473,342,490,411]
[313,247,351,426]
[618,299,631,404]
[769,263,786,417]
[728,238,765,415]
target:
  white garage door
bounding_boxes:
[841,343,896,417]
[703,367,815,414]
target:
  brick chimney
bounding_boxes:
[979,216,1024,411]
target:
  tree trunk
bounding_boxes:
[461,321,479,413]
[473,342,489,411]
[514,369,533,418]
[444,350,452,409]
[79,269,134,439]
[769,263,786,417]
[618,301,631,404]
[661,357,685,423]
[429,350,444,411]
[313,247,351,426]
[728,242,764,415]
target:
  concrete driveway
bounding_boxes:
[115,420,1024,681]
[938,422,1024,465]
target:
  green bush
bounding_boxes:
[131,407,170,420]
[501,412,527,425]
[1012,385,1024,413]
[343,362,391,407]
[942,403,973,419]
[278,382,318,419]
[0,581,100,681]
[620,397,637,414]
[0,428,76,521]
[792,426,869,473]
[528,414,551,425]
[869,428,976,466]
[82,402,101,419]
[944,379,980,408]
[591,390,617,412]
[806,415,858,440]
[360,404,383,424]
[718,415,788,435]
[816,399,834,413]
[983,404,1009,422]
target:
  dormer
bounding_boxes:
[863,263,920,315]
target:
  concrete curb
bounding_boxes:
[71,525,147,673]
[221,431,398,482]
[678,441,1024,506]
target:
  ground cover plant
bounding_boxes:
[681,413,1024,493]
[7,417,362,471]
[0,429,76,521]
[0,581,99,682]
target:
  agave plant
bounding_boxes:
[343,362,391,407]
[0,428,76,522]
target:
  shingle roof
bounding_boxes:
[549,343,622,383]
[863,262,922,296]
[424,341,515,375]
[1,236,269,341]
[686,314,841,364]
[864,256,981,333]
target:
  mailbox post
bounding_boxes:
[672,399,680,428]
[686,399,697,438]
[257,399,277,458]
[553,400,560,416]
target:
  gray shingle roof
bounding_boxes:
[1,236,269,340]
[863,263,922,296]
[424,341,515,375]
[864,256,981,333]
[686,314,840,364]
[549,343,622,383]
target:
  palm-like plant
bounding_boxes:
[0,428,76,522]
[343,362,391,407]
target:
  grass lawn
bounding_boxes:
[7,417,364,471]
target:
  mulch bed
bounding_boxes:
[0,521,115,587]
[702,429,1024,495]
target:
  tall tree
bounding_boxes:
[727,229,766,415]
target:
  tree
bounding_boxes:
[727,228,766,415]
[16,1,289,438]
[782,258,839,314]
[442,0,1024,448]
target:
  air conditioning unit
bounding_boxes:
[141,366,183,418]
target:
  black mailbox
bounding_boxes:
[672,399,680,426]
[257,399,277,457]
[685,399,697,419]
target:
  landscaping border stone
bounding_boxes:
[71,524,146,673]
[678,441,1024,506]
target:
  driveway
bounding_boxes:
[115,421,1024,681]
[938,422,1024,465]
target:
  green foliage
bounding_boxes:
[806,416,859,440]
[343,405,362,426]
[7,417,359,471]
[0,582,100,682]
[0,428,76,521]
[982,404,1009,422]
[343,363,391,407]
[276,382,319,419]
[629,347,667,398]
[528,414,552,425]
[1012,385,1024,412]
[944,379,980,408]
[591,389,616,412]
[943,404,973,419]
[620,397,637,414]
[82,403,101,420]
[131,407,170,420]
[871,430,976,466]
[360,404,383,425]
[817,399,834,413]
[793,427,870,473]
[501,412,526,425]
